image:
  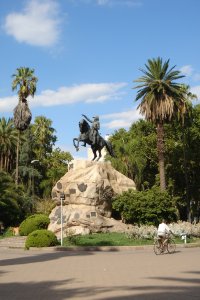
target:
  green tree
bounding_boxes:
[134,57,187,190]
[0,171,25,227]
[12,67,38,185]
[0,118,18,172]
[164,104,200,221]
[32,116,57,161]
[109,120,157,190]
[40,148,73,197]
[18,127,42,197]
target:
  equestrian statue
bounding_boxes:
[73,114,115,161]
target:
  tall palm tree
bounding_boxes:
[134,57,187,190]
[0,117,18,172]
[12,67,38,185]
[32,116,57,161]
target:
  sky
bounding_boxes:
[1,0,200,159]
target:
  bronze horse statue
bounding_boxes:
[73,119,115,161]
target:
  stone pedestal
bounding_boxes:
[48,160,136,237]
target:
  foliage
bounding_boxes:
[19,214,50,236]
[31,116,57,161]
[35,198,56,215]
[0,114,73,225]
[0,171,25,227]
[109,120,157,190]
[2,227,14,237]
[125,225,156,239]
[0,118,18,172]
[169,221,200,238]
[40,148,72,197]
[62,231,199,247]
[25,229,58,249]
[112,187,177,226]
[164,104,200,220]
[63,232,154,247]
[134,57,187,123]
[126,221,200,239]
[12,67,38,100]
[12,67,38,185]
[17,118,72,198]
[109,104,200,222]
[134,57,190,190]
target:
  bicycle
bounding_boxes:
[153,234,176,255]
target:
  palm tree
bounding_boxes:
[32,116,57,161]
[134,57,187,190]
[0,117,18,172]
[12,67,38,185]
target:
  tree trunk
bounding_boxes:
[156,122,166,190]
[15,130,20,185]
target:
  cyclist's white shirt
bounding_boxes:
[157,223,170,236]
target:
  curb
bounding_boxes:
[1,239,200,252]
[27,243,200,252]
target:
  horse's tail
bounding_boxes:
[105,140,115,157]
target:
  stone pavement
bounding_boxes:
[0,246,199,300]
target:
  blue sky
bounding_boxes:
[1,0,200,159]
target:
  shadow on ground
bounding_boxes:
[0,271,199,300]
[0,250,93,267]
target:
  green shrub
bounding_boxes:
[19,214,50,236]
[112,187,178,226]
[3,227,14,237]
[25,229,59,249]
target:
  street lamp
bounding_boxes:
[60,192,65,246]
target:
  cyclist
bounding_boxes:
[157,219,172,249]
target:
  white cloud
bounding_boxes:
[3,0,61,47]
[97,0,141,6]
[102,108,143,129]
[190,85,200,103]
[71,0,141,7]
[97,0,109,4]
[0,82,127,113]
[180,65,194,77]
[0,96,18,113]
[33,82,127,107]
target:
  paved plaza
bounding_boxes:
[0,246,199,300]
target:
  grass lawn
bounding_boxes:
[62,232,196,247]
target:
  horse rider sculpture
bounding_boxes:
[73,115,115,161]
[82,114,100,146]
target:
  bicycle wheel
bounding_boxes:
[167,239,176,254]
[154,240,162,255]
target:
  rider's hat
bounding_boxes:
[93,116,99,120]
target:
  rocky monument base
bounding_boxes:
[48,160,136,238]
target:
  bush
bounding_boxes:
[126,225,157,239]
[25,229,59,249]
[19,214,50,236]
[126,222,200,240]
[112,187,177,226]
[169,221,200,237]
[2,227,14,237]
